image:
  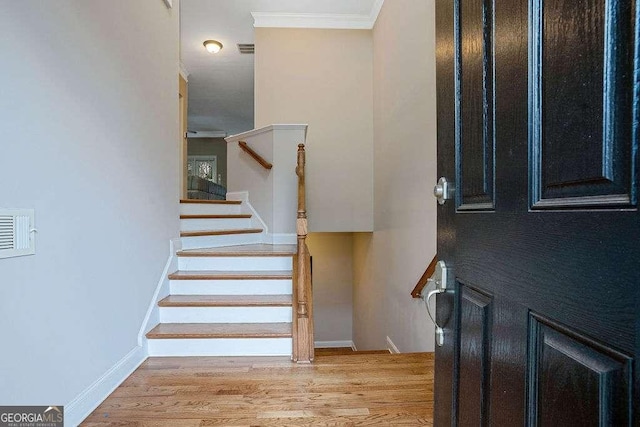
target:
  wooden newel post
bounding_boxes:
[296,144,306,217]
[293,144,314,363]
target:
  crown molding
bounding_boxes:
[370,0,385,27]
[252,0,385,30]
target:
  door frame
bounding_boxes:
[179,72,188,199]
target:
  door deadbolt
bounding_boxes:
[434,177,451,205]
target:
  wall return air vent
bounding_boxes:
[237,44,255,54]
[0,209,35,259]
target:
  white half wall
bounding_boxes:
[353,0,438,352]
[226,128,275,233]
[226,125,307,235]
[0,0,179,410]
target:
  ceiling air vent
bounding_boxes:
[0,209,35,259]
[237,44,255,54]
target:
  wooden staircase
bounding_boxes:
[146,199,295,357]
[176,199,267,249]
[147,145,313,361]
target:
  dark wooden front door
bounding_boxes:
[435,0,639,425]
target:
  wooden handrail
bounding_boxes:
[411,254,438,298]
[238,141,273,170]
[292,143,314,363]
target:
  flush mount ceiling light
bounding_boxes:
[203,40,223,54]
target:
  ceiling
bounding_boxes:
[180,0,380,136]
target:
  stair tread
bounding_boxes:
[159,295,292,307]
[180,228,263,237]
[180,199,241,205]
[180,214,252,219]
[146,323,292,339]
[169,270,293,280]
[177,244,297,257]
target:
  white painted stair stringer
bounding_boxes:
[227,192,297,245]
[227,192,269,234]
[179,195,271,249]
[138,238,180,346]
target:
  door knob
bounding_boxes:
[422,260,451,346]
[433,177,451,205]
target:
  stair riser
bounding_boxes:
[147,338,292,357]
[180,233,263,249]
[180,204,241,216]
[159,307,292,323]
[178,256,292,271]
[180,218,252,231]
[170,279,293,295]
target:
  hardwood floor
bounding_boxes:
[314,347,391,356]
[82,352,434,426]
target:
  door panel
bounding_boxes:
[528,314,632,426]
[487,299,528,426]
[456,215,636,349]
[456,0,495,211]
[458,285,493,426]
[435,0,639,425]
[530,0,636,208]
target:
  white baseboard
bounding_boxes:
[314,340,355,349]
[65,346,146,426]
[137,240,177,346]
[268,233,297,245]
[386,336,400,354]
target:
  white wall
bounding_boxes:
[254,28,374,232]
[352,232,385,349]
[226,128,275,232]
[0,0,179,407]
[352,0,438,352]
[307,233,353,344]
[226,125,306,236]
